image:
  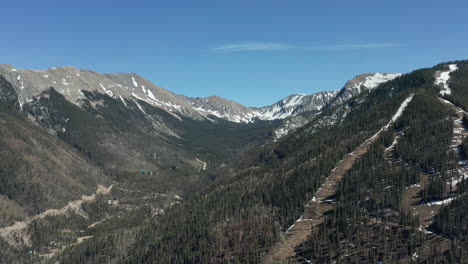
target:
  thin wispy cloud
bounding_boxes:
[214,42,402,52]
[214,42,296,52]
[317,43,402,50]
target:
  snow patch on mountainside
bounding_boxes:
[99,83,114,97]
[362,73,402,90]
[367,95,414,142]
[346,73,402,95]
[436,64,458,96]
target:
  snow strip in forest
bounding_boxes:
[425,193,467,206]
[436,64,458,96]
[425,197,457,206]
[366,95,414,143]
[385,138,398,152]
[389,96,414,124]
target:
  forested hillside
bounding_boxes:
[1,61,468,263]
[50,61,468,264]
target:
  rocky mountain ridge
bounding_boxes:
[0,64,401,126]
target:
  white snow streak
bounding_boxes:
[390,96,413,123]
[385,138,398,152]
[134,100,147,115]
[99,83,114,97]
[147,90,157,101]
[132,77,138,88]
[366,95,414,142]
[425,196,457,206]
[119,95,127,107]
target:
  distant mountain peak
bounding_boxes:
[346,72,402,91]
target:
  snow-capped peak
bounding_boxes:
[348,72,402,93]
[362,73,402,89]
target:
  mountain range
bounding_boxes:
[0,64,400,129]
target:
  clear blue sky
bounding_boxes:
[3,0,468,107]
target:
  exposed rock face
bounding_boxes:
[0,75,20,110]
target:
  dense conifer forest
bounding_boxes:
[55,64,466,263]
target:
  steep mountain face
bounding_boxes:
[0,76,109,225]
[21,87,192,172]
[0,75,20,109]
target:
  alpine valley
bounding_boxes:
[0,60,468,263]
